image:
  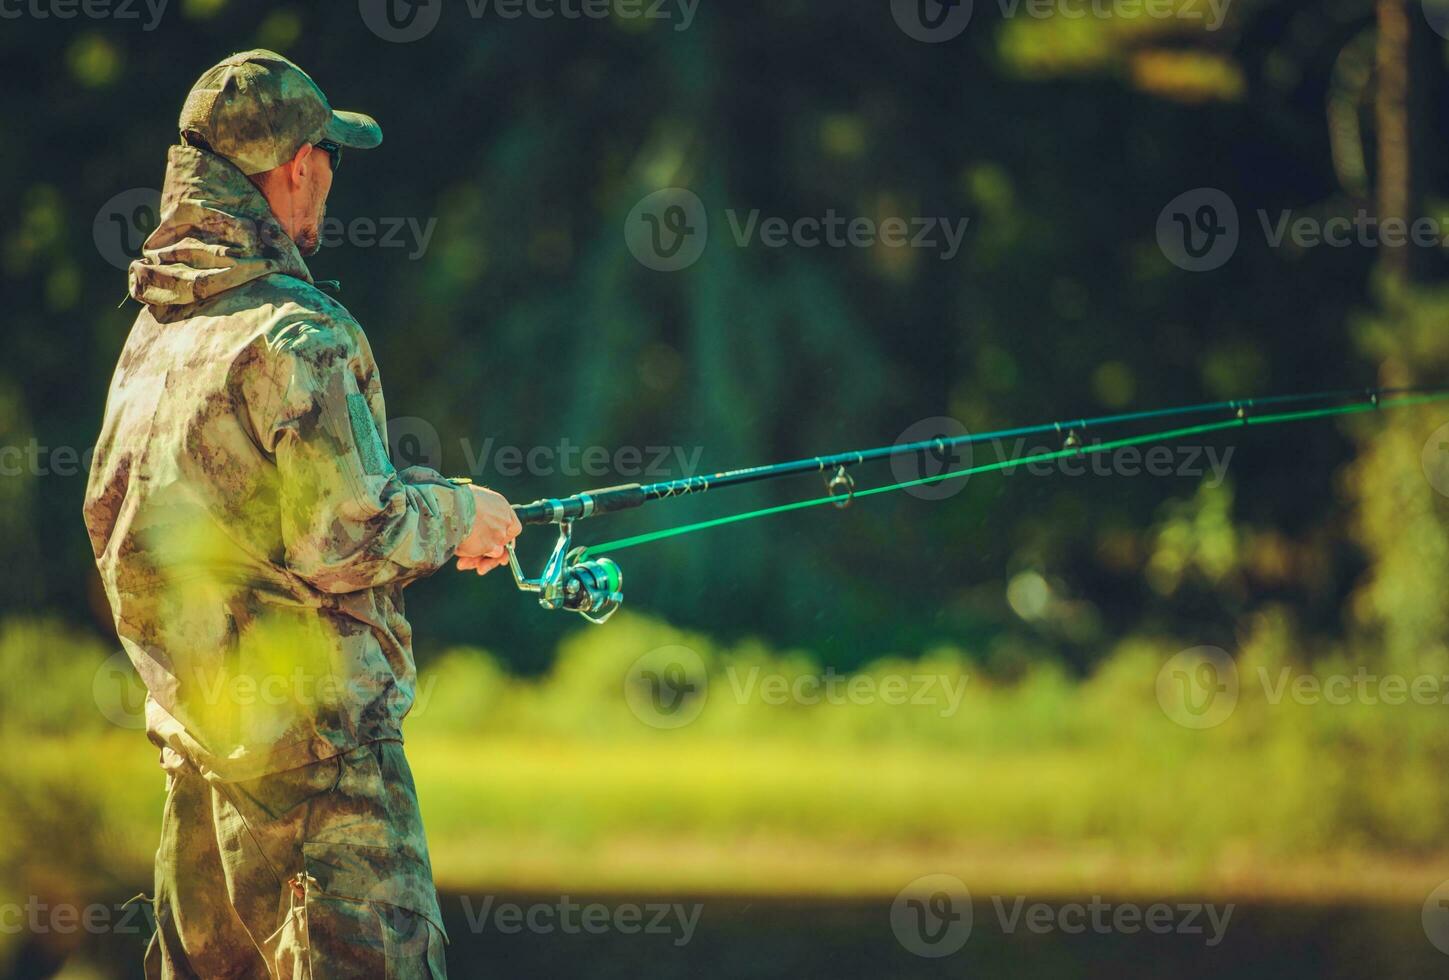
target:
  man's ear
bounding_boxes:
[287,143,316,189]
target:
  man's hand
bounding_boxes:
[455,486,522,576]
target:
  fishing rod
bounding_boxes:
[504,384,1449,624]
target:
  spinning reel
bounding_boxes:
[506,520,623,625]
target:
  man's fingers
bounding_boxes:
[459,551,509,575]
[474,554,508,576]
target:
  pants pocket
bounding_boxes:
[274,841,448,979]
[228,754,344,823]
[381,911,448,980]
[262,871,390,980]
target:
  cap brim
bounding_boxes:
[323,109,382,150]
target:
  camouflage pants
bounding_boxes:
[143,740,448,979]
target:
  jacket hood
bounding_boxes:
[128,145,313,311]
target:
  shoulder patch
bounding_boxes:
[347,393,391,476]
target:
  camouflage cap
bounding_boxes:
[179,50,382,176]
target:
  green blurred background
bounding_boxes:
[5,0,1449,976]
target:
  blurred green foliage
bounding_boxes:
[5,609,1449,928]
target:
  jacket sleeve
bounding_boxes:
[257,324,476,594]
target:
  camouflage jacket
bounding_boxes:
[84,145,476,781]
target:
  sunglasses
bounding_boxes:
[314,140,342,172]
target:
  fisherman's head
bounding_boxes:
[176,50,382,256]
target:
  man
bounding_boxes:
[82,50,515,978]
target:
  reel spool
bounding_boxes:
[507,520,623,625]
[560,549,623,620]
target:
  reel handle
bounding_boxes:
[513,483,646,526]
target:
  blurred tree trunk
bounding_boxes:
[1375,0,1437,284]
[1342,2,1449,668]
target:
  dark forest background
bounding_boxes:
[3,0,1446,675]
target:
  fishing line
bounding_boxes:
[576,391,1449,559]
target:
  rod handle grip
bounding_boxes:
[513,483,646,525]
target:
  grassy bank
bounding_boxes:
[3,610,1449,911]
[4,731,1447,906]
